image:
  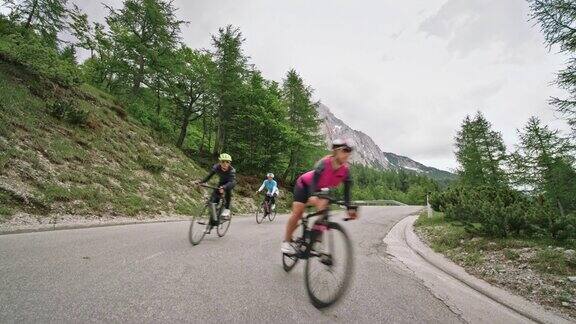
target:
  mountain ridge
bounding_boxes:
[316,103,454,180]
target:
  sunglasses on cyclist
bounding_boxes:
[339,147,353,153]
[220,160,231,164]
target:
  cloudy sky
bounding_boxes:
[75,0,570,171]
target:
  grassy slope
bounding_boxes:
[0,61,256,221]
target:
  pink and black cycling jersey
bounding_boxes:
[296,156,352,205]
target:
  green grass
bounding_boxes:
[137,154,165,174]
[57,172,91,185]
[414,210,447,226]
[0,112,10,137]
[415,212,471,252]
[0,147,17,170]
[40,183,73,202]
[531,248,576,276]
[112,193,149,216]
[47,138,88,164]
[174,199,199,215]
[504,249,520,261]
[452,251,484,266]
[0,206,12,221]
[0,190,14,220]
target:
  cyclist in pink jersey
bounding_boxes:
[281,139,358,254]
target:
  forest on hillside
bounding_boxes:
[0,0,445,209]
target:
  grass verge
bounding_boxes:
[415,211,576,318]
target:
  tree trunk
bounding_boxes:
[207,117,213,154]
[132,56,145,93]
[176,108,192,148]
[212,109,224,155]
[25,0,39,29]
[156,84,161,115]
[558,199,565,218]
[283,150,296,182]
[199,114,207,153]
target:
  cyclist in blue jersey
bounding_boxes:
[257,173,279,211]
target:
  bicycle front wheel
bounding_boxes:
[282,251,299,272]
[189,205,210,245]
[304,222,353,309]
[255,204,266,224]
[268,206,277,221]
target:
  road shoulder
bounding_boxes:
[384,215,573,324]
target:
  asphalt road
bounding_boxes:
[0,206,464,323]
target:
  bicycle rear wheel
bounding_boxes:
[217,210,232,237]
[189,205,210,245]
[304,222,353,309]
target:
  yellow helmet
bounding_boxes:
[219,153,232,162]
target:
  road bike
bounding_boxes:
[188,184,232,245]
[255,192,277,224]
[282,190,357,308]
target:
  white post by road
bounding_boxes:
[426,194,432,218]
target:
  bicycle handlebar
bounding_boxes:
[311,191,358,209]
[196,183,221,191]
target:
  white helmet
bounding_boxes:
[331,138,354,151]
[267,173,274,178]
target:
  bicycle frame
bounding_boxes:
[262,193,275,213]
[200,184,225,224]
[294,192,357,259]
[295,208,330,259]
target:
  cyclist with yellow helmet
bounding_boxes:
[195,153,236,218]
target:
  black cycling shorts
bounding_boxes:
[293,183,310,204]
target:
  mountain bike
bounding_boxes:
[188,184,232,245]
[282,190,357,309]
[255,192,277,224]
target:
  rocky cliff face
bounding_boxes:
[316,103,453,179]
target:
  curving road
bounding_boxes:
[0,207,464,323]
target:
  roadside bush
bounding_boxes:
[441,185,533,237]
[430,185,462,212]
[48,100,90,126]
[137,154,165,174]
[550,212,576,240]
[435,183,576,240]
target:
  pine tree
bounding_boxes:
[529,0,576,136]
[4,0,68,44]
[69,4,95,58]
[226,71,293,173]
[166,47,216,148]
[510,116,576,214]
[474,112,508,185]
[105,0,185,93]
[211,25,248,155]
[455,112,507,187]
[281,69,323,181]
[455,115,486,186]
